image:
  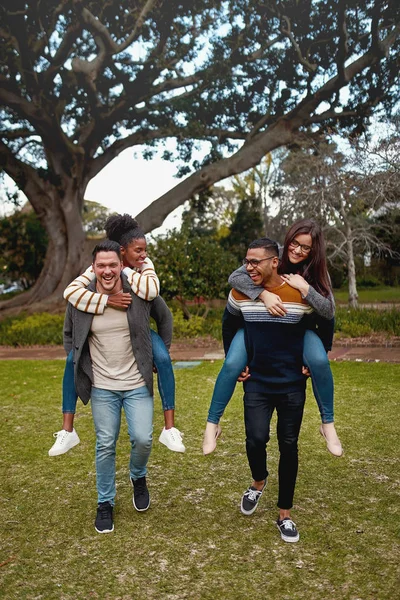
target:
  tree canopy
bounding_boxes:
[0,0,399,306]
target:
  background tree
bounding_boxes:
[82,200,112,236]
[0,1,399,307]
[0,211,48,288]
[0,200,111,292]
[180,188,239,239]
[148,230,238,318]
[372,207,400,284]
[222,195,264,261]
[273,134,400,306]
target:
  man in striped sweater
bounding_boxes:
[223,238,313,543]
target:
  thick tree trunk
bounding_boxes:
[0,187,88,312]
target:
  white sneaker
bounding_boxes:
[158,427,185,453]
[48,429,80,456]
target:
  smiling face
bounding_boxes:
[92,251,123,294]
[121,237,147,268]
[288,233,313,265]
[244,247,279,286]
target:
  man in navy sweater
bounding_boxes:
[223,238,313,543]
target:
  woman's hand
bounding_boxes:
[259,290,287,317]
[281,274,310,296]
[106,293,132,309]
[237,366,251,382]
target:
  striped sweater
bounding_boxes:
[225,282,313,393]
[63,257,160,314]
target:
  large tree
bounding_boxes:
[0,0,399,307]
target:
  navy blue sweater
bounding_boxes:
[224,284,312,394]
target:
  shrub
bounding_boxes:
[356,275,381,288]
[0,313,64,346]
[335,307,400,337]
[170,311,205,339]
[0,305,398,346]
[338,322,373,337]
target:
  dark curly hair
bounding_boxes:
[104,214,145,248]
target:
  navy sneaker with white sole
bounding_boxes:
[276,518,299,543]
[240,482,266,515]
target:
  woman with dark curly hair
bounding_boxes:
[49,214,185,457]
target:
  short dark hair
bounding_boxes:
[105,213,145,248]
[248,237,279,257]
[92,239,122,261]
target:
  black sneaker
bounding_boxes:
[276,518,300,543]
[240,482,266,515]
[95,501,114,533]
[132,476,150,511]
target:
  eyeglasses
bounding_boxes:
[289,239,312,254]
[242,256,276,268]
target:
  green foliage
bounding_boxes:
[181,187,239,238]
[335,307,400,337]
[0,200,110,290]
[148,230,238,309]
[356,275,381,288]
[0,313,64,346]
[170,310,205,338]
[0,303,398,345]
[222,195,264,261]
[82,200,112,235]
[0,210,48,286]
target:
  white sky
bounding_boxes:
[85,149,186,236]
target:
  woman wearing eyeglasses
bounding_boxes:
[203,218,343,457]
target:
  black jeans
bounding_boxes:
[244,390,306,510]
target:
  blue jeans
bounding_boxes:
[302,329,334,423]
[207,329,247,423]
[151,330,175,411]
[61,329,175,413]
[91,385,153,505]
[62,350,77,413]
[207,328,334,424]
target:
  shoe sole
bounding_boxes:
[95,524,114,534]
[132,497,151,512]
[279,533,300,543]
[48,438,80,457]
[158,438,185,453]
[276,524,299,543]
[240,501,259,516]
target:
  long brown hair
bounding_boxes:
[278,219,332,297]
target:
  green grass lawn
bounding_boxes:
[334,286,400,304]
[1,360,399,600]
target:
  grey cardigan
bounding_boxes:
[63,273,173,403]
